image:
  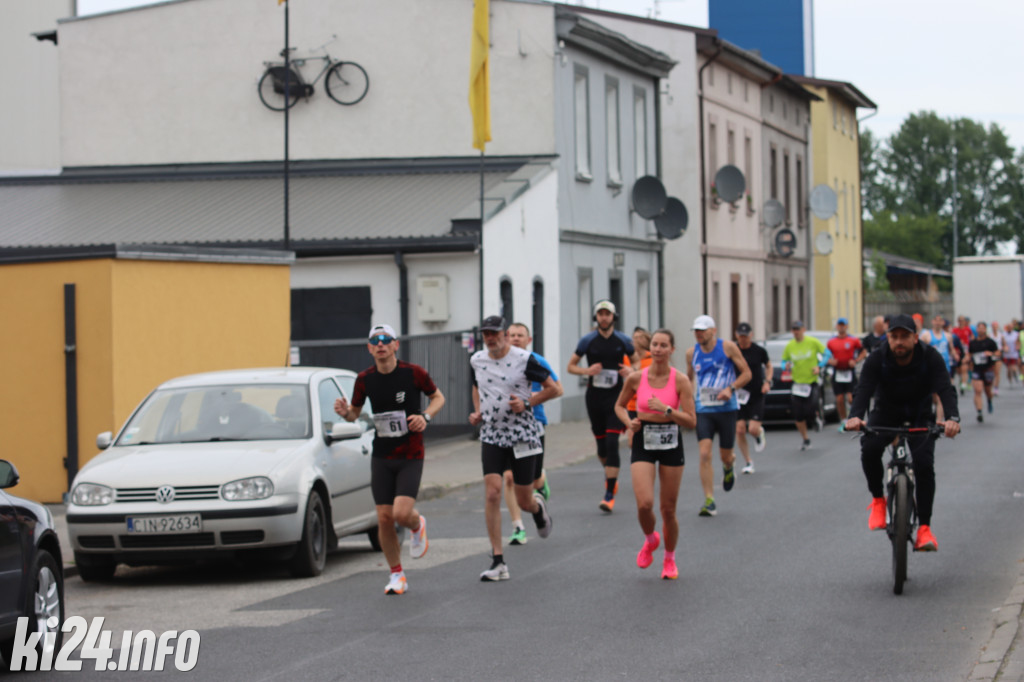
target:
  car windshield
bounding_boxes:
[116,384,312,445]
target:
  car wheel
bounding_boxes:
[289,491,327,578]
[1,549,64,670]
[74,552,116,582]
[366,525,382,552]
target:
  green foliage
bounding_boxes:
[868,255,890,291]
[863,211,947,267]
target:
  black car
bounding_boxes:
[0,460,64,670]
[761,332,838,427]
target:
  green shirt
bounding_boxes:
[783,336,826,385]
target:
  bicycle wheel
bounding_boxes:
[891,474,910,595]
[258,68,301,111]
[325,61,369,105]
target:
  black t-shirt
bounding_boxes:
[738,343,770,390]
[574,329,635,390]
[861,332,886,355]
[968,338,999,370]
[351,361,438,460]
[850,343,959,425]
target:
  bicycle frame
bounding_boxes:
[884,434,916,540]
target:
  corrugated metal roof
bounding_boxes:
[0,167,514,249]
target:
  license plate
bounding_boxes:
[126,514,202,534]
[781,371,792,382]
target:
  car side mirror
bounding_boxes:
[0,460,20,489]
[97,432,113,449]
[326,421,363,444]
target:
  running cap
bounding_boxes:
[368,324,396,340]
[691,315,716,331]
[791,320,805,329]
[836,317,848,325]
[736,322,753,335]
[888,314,916,333]
[593,300,617,316]
[479,315,507,332]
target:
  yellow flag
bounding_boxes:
[468,0,491,151]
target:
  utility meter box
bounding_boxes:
[416,275,450,322]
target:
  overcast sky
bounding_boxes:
[76,0,1024,152]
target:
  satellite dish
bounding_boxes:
[654,197,688,240]
[763,199,785,228]
[774,228,797,258]
[815,231,834,256]
[631,176,668,219]
[809,184,838,220]
[714,165,746,203]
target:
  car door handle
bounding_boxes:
[362,446,369,455]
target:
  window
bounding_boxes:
[836,291,841,321]
[783,152,791,223]
[708,64,714,86]
[318,380,343,435]
[769,94,774,113]
[574,66,591,179]
[845,290,851,320]
[748,282,754,328]
[852,290,858,328]
[637,273,651,332]
[532,279,544,356]
[772,284,780,333]
[744,81,749,102]
[842,182,848,237]
[730,279,740,338]
[727,72,733,95]
[770,147,778,199]
[798,283,805,323]
[578,269,593,336]
[796,157,804,226]
[633,88,647,178]
[727,128,735,165]
[500,278,513,323]
[609,277,623,331]
[291,286,371,341]
[841,112,847,135]
[783,101,788,119]
[712,281,721,326]
[834,179,840,236]
[744,135,752,195]
[708,120,718,176]
[605,77,621,186]
[832,100,838,129]
[785,283,792,329]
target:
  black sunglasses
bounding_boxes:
[369,335,395,346]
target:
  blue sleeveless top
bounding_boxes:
[926,330,952,368]
[692,338,738,413]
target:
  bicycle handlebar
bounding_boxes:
[857,424,946,438]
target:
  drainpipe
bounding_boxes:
[394,251,409,336]
[697,42,723,314]
[654,74,665,326]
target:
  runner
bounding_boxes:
[469,315,560,581]
[861,315,888,356]
[614,329,696,579]
[567,301,640,512]
[1003,321,1022,387]
[920,314,958,421]
[826,317,863,430]
[685,315,751,517]
[625,327,654,447]
[503,322,563,546]
[781,320,827,451]
[733,322,771,473]
[952,316,974,394]
[968,321,1000,422]
[991,321,1004,395]
[333,324,446,596]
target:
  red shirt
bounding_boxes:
[827,335,863,370]
[952,326,973,346]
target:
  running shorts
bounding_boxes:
[695,411,738,449]
[790,383,819,423]
[482,442,537,486]
[586,386,625,436]
[973,369,996,384]
[370,458,424,505]
[737,393,765,422]
[630,422,684,466]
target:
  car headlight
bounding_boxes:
[71,483,114,506]
[221,477,274,501]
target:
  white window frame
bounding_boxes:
[574,65,592,181]
[605,76,621,187]
[633,87,647,179]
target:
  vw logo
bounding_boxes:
[155,486,175,504]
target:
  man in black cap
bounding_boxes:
[733,322,772,473]
[845,314,961,552]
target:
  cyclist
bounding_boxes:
[781,320,826,451]
[844,314,961,552]
[826,317,863,431]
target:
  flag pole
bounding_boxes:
[282,0,291,250]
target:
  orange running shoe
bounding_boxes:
[914,525,938,552]
[636,532,660,569]
[599,496,616,512]
[867,497,886,531]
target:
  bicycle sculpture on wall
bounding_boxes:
[258,35,369,111]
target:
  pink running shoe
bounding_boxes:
[636,532,660,569]
[661,556,679,580]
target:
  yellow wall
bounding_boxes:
[0,257,290,502]
[807,86,865,334]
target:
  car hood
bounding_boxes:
[75,441,307,488]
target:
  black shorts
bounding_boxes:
[696,411,738,449]
[370,457,424,506]
[737,393,765,422]
[790,384,819,422]
[586,387,625,435]
[973,369,996,384]
[482,442,537,486]
[630,423,684,466]
[832,380,856,395]
[503,435,546,481]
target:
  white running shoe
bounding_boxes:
[384,572,408,595]
[409,514,428,559]
[531,492,553,538]
[742,462,755,474]
[754,429,767,453]
[479,559,510,582]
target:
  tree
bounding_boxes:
[859,127,885,218]
[863,211,948,268]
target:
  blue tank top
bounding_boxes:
[926,330,951,367]
[692,338,738,413]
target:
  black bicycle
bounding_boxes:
[858,423,945,595]
[258,36,369,111]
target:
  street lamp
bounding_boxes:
[951,145,958,262]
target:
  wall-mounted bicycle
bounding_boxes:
[258,36,369,111]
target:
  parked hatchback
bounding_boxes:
[67,367,379,581]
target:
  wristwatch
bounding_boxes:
[947,415,959,423]
[423,413,432,423]
[664,407,673,416]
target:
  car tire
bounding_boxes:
[366,525,382,552]
[74,552,116,582]
[1,549,64,670]
[289,491,327,578]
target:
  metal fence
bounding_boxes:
[863,291,954,328]
[293,330,476,438]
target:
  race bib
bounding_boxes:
[735,388,751,405]
[791,383,812,398]
[372,410,408,438]
[700,386,725,407]
[835,370,853,383]
[592,369,619,389]
[973,352,989,364]
[513,440,543,459]
[643,423,679,451]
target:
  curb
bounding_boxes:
[968,561,1024,681]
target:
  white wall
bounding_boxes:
[953,259,1024,324]
[57,0,557,166]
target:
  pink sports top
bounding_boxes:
[636,367,679,415]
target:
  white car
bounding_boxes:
[67,367,379,580]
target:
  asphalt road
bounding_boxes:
[43,390,1024,681]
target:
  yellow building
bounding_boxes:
[792,77,875,334]
[0,249,292,501]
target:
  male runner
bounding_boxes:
[470,316,560,581]
[567,301,639,512]
[968,321,1000,422]
[733,322,771,474]
[952,316,975,393]
[685,315,751,517]
[503,322,563,545]
[826,317,863,430]
[861,315,888,356]
[782,320,827,451]
[845,314,960,552]
[1001,321,1020,387]
[334,324,445,595]
[920,314,957,420]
